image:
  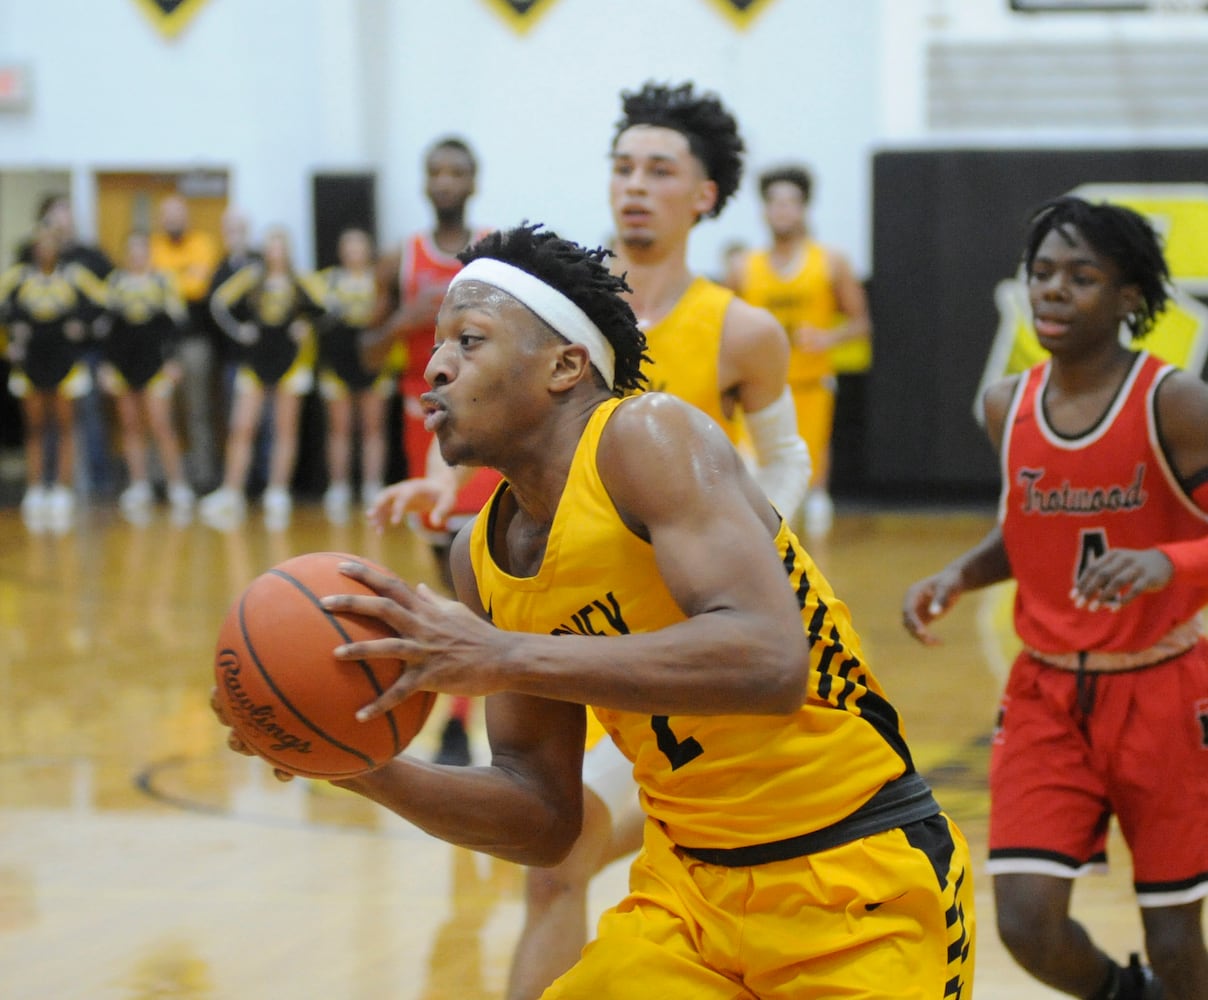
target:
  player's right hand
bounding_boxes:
[366,476,459,535]
[398,282,448,330]
[901,568,963,646]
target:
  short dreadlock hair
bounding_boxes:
[458,223,650,393]
[1023,195,1171,340]
[612,81,745,219]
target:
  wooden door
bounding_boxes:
[94,169,228,265]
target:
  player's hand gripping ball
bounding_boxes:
[213,551,435,779]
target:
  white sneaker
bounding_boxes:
[361,480,383,505]
[119,480,153,513]
[199,486,246,528]
[167,481,196,512]
[20,485,48,528]
[45,484,75,531]
[804,490,834,537]
[262,486,291,517]
[323,481,351,522]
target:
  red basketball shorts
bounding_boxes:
[987,640,1208,906]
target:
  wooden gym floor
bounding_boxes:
[0,499,1153,998]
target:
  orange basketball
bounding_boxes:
[213,551,435,780]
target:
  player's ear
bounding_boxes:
[693,178,719,219]
[1118,283,1143,322]
[549,343,593,393]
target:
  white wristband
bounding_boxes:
[744,388,811,519]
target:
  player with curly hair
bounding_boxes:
[366,83,814,998]
[904,195,1208,999]
[218,221,974,998]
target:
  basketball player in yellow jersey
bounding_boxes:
[217,224,976,997]
[364,82,814,1000]
[610,84,810,522]
[729,164,871,537]
[506,80,813,999]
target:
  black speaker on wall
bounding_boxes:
[312,172,377,268]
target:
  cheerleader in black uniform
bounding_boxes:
[96,230,194,521]
[313,228,392,522]
[201,226,321,527]
[1,227,106,530]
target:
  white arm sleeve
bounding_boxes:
[744,388,811,520]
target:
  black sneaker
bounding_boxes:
[434,717,472,766]
[1123,953,1164,1000]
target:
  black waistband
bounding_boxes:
[677,771,940,867]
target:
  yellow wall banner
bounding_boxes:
[132,0,210,39]
[481,0,559,34]
[703,0,778,29]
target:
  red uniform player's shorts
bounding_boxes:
[987,640,1208,906]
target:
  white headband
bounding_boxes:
[449,257,616,389]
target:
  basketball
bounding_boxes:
[213,551,436,780]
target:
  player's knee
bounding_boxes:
[1143,908,1207,978]
[524,864,581,910]
[995,892,1056,969]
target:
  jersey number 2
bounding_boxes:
[651,716,703,771]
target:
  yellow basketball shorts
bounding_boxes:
[543,812,975,999]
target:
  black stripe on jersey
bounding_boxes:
[903,813,957,890]
[781,543,827,635]
[856,689,915,770]
[781,535,915,769]
[781,543,810,609]
[783,540,868,709]
[829,641,865,712]
[816,625,856,704]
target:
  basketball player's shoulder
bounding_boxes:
[601,393,725,467]
[1153,363,1208,445]
[981,372,1026,445]
[721,292,788,360]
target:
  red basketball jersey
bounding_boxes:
[398,229,499,517]
[999,352,1208,654]
[398,230,487,398]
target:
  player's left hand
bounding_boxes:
[1071,548,1174,611]
[323,560,508,719]
[209,687,296,782]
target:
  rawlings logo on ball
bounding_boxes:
[217,649,314,755]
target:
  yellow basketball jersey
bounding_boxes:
[639,277,742,445]
[741,243,839,384]
[468,396,920,851]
